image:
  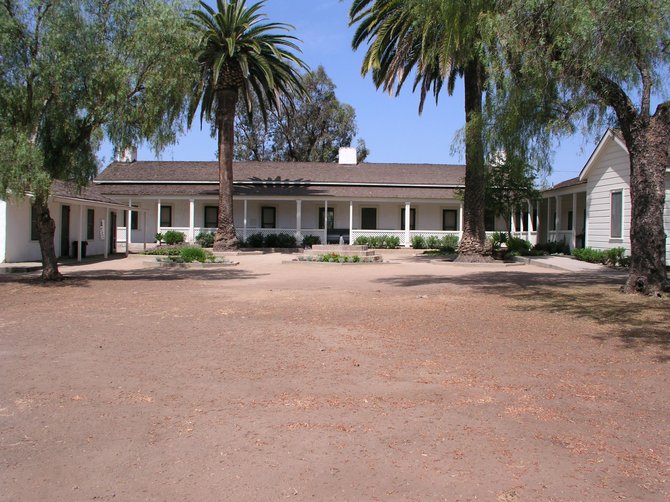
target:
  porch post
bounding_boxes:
[546,197,552,241]
[295,200,302,241]
[143,211,147,252]
[584,194,590,248]
[349,201,353,246]
[156,199,161,235]
[404,202,411,248]
[78,204,84,262]
[510,210,517,234]
[571,192,577,249]
[323,200,328,244]
[189,198,195,243]
[104,208,109,259]
[459,202,464,239]
[126,199,132,256]
[243,199,248,242]
[527,200,532,242]
[556,196,562,240]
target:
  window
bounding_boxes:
[552,211,557,231]
[567,210,573,231]
[484,209,495,231]
[30,205,39,241]
[123,210,139,230]
[204,206,218,228]
[361,208,377,230]
[160,206,172,227]
[87,209,95,240]
[318,207,334,230]
[443,209,458,231]
[261,206,276,228]
[611,191,623,238]
[401,208,416,231]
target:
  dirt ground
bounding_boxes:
[0,253,668,501]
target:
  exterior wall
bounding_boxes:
[4,198,45,262]
[666,174,670,264]
[584,140,631,256]
[0,199,6,262]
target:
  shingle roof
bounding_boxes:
[50,180,126,206]
[96,160,465,186]
[545,176,587,192]
[94,160,465,200]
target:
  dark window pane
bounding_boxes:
[319,207,334,229]
[611,192,622,238]
[401,208,416,230]
[261,206,276,228]
[204,206,218,228]
[443,209,458,231]
[361,208,376,230]
[87,209,95,240]
[160,206,172,227]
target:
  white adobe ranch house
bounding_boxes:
[1,134,668,264]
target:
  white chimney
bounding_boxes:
[115,146,138,163]
[338,147,357,165]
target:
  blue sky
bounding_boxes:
[99,0,601,185]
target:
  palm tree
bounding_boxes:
[350,0,491,258]
[189,0,308,250]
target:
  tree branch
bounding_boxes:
[637,62,651,118]
[589,74,638,134]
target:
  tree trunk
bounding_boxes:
[35,200,62,281]
[456,58,488,260]
[214,87,240,251]
[622,107,669,295]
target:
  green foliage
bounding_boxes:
[179,246,208,263]
[301,235,321,247]
[234,66,369,162]
[265,233,297,248]
[411,235,427,249]
[440,235,460,253]
[571,247,606,264]
[195,231,215,248]
[245,233,265,248]
[425,235,441,249]
[488,232,507,251]
[506,237,532,255]
[356,235,400,249]
[188,0,308,130]
[533,241,570,255]
[351,255,361,263]
[144,246,183,256]
[155,232,165,245]
[163,230,185,245]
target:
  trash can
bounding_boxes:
[71,241,88,259]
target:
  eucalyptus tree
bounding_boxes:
[490,0,670,295]
[350,0,493,258]
[0,0,196,280]
[188,0,308,250]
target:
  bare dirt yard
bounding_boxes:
[1,253,668,501]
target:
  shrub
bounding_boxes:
[196,231,215,248]
[411,235,427,249]
[489,231,507,250]
[507,237,532,255]
[383,235,400,248]
[246,232,264,248]
[302,235,321,247]
[351,255,361,263]
[264,233,279,248]
[440,234,460,253]
[163,230,185,245]
[354,236,369,246]
[533,241,570,255]
[604,247,627,266]
[155,232,165,245]
[180,246,208,263]
[572,247,606,264]
[144,246,182,256]
[426,235,441,249]
[274,233,297,248]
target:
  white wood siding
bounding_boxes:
[0,199,7,262]
[585,140,631,255]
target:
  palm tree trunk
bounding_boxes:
[214,87,240,251]
[35,200,62,280]
[457,58,488,259]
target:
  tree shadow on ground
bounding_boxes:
[0,267,265,288]
[375,270,669,362]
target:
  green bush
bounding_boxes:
[383,235,400,248]
[163,230,185,245]
[351,255,361,263]
[411,235,426,249]
[246,233,264,248]
[507,237,532,255]
[180,246,208,263]
[264,233,279,248]
[572,247,606,264]
[275,233,297,248]
[533,241,570,255]
[440,234,459,253]
[195,231,215,248]
[354,236,370,246]
[425,235,441,249]
[302,235,321,247]
[144,246,182,256]
[604,247,627,266]
[155,232,165,245]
